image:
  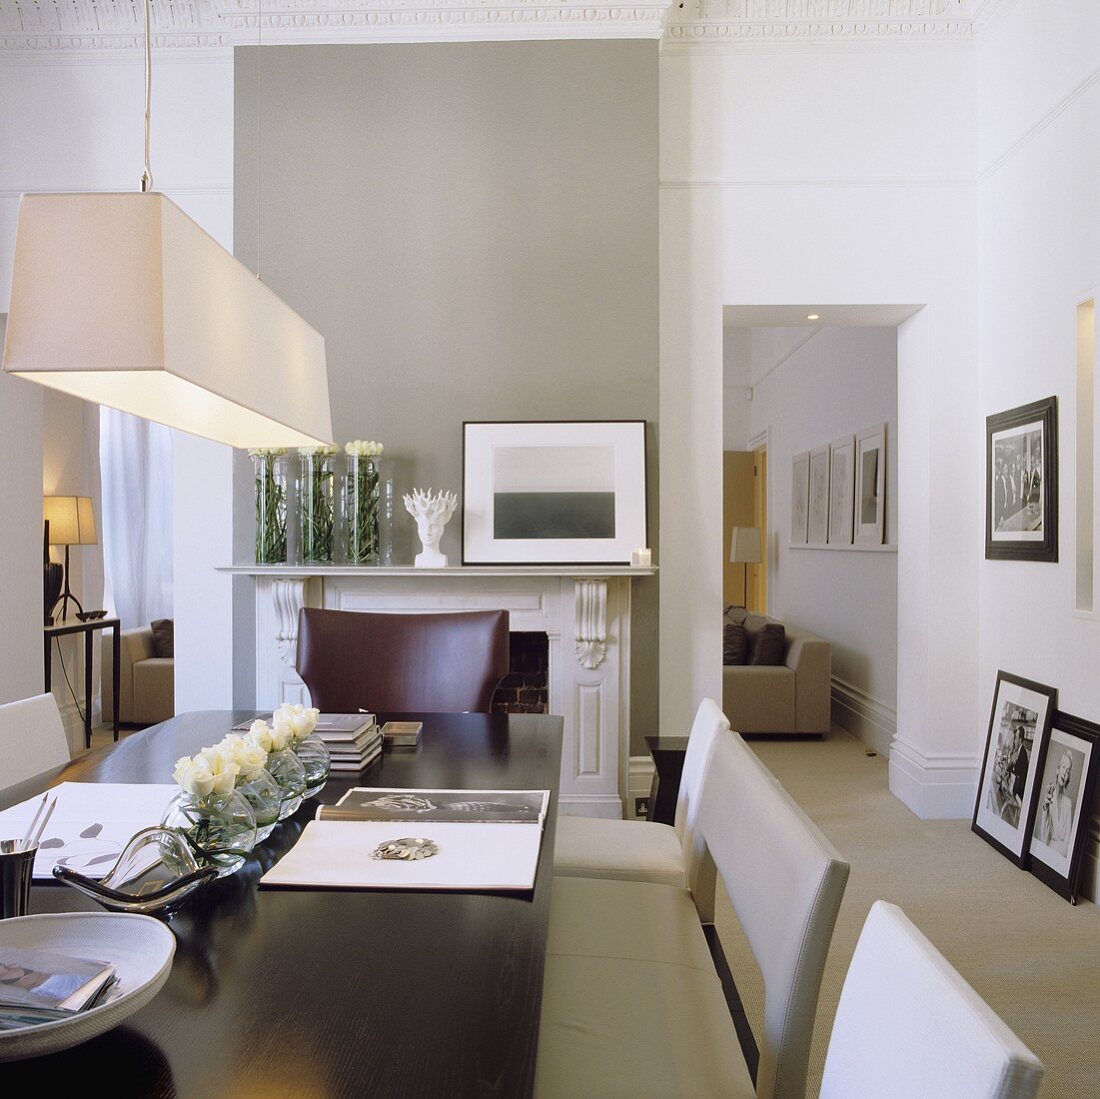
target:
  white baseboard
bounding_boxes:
[558,794,622,820]
[831,677,896,757]
[889,735,980,820]
[628,754,656,820]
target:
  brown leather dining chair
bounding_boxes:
[295,607,511,713]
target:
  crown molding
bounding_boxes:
[0,0,1019,53]
[665,0,980,50]
[0,0,673,52]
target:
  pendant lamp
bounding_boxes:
[1,1,332,449]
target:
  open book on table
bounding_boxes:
[260,787,551,892]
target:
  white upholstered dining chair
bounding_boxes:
[0,692,70,794]
[820,900,1044,1099]
[537,726,850,1099]
[553,697,729,909]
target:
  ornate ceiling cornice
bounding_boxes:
[0,0,674,52]
[0,0,1014,53]
[665,0,981,49]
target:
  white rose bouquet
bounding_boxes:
[345,440,384,457]
[273,702,320,743]
[172,748,239,799]
[248,719,307,815]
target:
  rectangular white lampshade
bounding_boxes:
[729,526,762,564]
[3,193,333,449]
[44,495,98,546]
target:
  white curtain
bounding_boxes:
[99,408,174,629]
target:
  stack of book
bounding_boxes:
[314,713,382,773]
[233,712,382,773]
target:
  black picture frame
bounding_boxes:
[985,396,1057,561]
[971,670,1057,867]
[1026,710,1100,904]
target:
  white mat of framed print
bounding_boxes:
[972,670,1057,867]
[828,434,855,545]
[790,451,809,545]
[1027,712,1099,903]
[463,421,647,564]
[807,445,831,545]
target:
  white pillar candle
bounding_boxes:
[632,548,652,567]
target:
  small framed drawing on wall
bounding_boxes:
[828,434,855,546]
[807,445,830,545]
[853,422,886,546]
[790,451,809,545]
[985,396,1057,562]
[1027,711,1099,903]
[972,670,1057,867]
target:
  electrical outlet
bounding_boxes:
[634,797,650,818]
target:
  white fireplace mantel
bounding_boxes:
[218,563,656,818]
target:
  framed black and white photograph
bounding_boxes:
[853,422,886,546]
[828,434,855,546]
[808,444,830,545]
[972,670,1057,867]
[462,420,647,564]
[790,451,809,545]
[985,396,1057,562]
[1026,712,1099,903]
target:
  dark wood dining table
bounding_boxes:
[1,709,562,1098]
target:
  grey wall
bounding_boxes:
[235,41,659,752]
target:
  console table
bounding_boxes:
[44,616,120,748]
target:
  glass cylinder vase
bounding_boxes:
[162,790,258,879]
[294,733,331,799]
[267,747,307,820]
[345,454,381,564]
[235,768,282,843]
[299,449,336,564]
[253,451,288,564]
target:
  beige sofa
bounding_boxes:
[723,615,831,735]
[102,627,175,726]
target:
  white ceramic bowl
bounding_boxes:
[0,911,175,1061]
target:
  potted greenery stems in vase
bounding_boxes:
[345,440,384,564]
[299,445,338,564]
[251,448,288,564]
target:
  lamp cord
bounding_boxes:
[53,637,87,727]
[140,0,153,192]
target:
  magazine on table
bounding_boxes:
[261,787,552,892]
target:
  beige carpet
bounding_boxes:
[712,728,1100,1098]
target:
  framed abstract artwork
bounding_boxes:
[972,670,1057,867]
[462,420,647,565]
[790,451,809,545]
[853,422,886,546]
[807,445,830,545]
[828,434,855,546]
[1026,711,1099,903]
[985,396,1057,562]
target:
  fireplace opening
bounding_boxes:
[492,631,549,715]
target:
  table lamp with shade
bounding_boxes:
[729,525,762,609]
[43,495,98,623]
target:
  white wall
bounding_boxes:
[976,2,1100,884]
[660,40,981,817]
[0,53,237,718]
[740,325,899,753]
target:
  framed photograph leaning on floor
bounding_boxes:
[972,671,1057,867]
[462,420,647,565]
[1027,711,1100,903]
[985,396,1057,562]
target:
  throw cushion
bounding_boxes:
[723,622,748,666]
[724,605,748,626]
[748,622,786,666]
[150,618,174,659]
